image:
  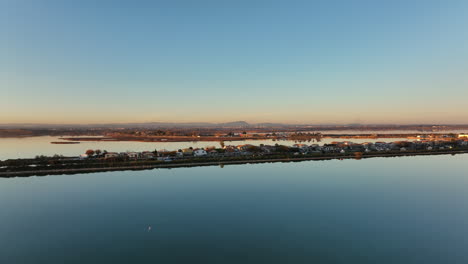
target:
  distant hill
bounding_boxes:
[1,122,468,130]
[0,121,253,129]
[255,123,291,128]
[219,121,250,127]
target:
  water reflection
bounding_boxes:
[0,154,467,263]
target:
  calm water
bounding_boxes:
[0,136,411,160]
[1,154,468,263]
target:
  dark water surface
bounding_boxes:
[1,154,468,263]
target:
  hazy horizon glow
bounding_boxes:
[2,0,468,124]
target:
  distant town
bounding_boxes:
[76,133,468,160]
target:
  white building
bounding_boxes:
[193,149,207,157]
[127,152,139,159]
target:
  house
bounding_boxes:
[237,144,253,151]
[223,146,239,156]
[260,145,274,153]
[349,144,365,151]
[293,144,309,153]
[157,149,171,157]
[182,148,193,155]
[141,151,155,159]
[458,134,468,138]
[79,154,89,159]
[309,144,321,152]
[127,152,139,159]
[105,152,119,159]
[322,144,336,152]
[193,149,207,157]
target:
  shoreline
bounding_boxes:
[59,133,453,143]
[1,150,466,178]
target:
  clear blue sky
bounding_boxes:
[2,0,468,124]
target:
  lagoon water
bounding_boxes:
[1,154,468,263]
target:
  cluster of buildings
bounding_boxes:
[80,136,468,161]
[81,148,214,161]
[303,139,468,154]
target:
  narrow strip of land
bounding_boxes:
[1,150,467,178]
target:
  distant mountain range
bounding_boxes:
[0,121,255,129]
[0,122,467,130]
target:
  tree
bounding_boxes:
[246,146,261,153]
[95,149,102,156]
[85,149,95,156]
[275,145,290,153]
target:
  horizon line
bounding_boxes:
[1,121,468,127]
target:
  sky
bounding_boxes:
[2,0,468,125]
